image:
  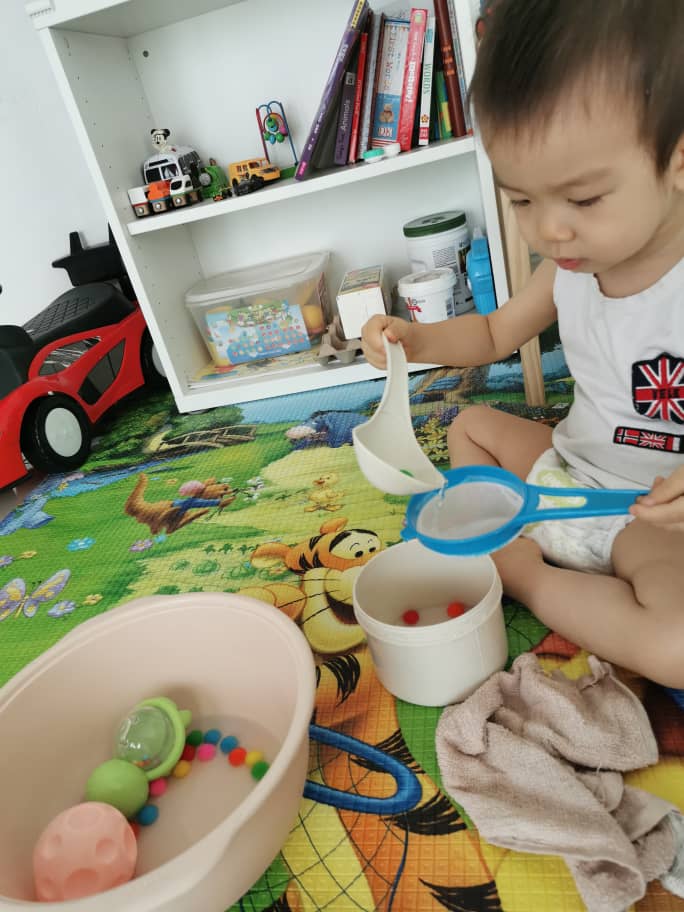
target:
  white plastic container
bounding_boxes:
[185,251,330,367]
[0,593,316,912]
[353,540,507,706]
[397,268,458,323]
[403,211,473,312]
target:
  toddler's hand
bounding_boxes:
[629,467,684,530]
[361,315,413,370]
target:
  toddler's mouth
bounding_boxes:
[554,258,584,270]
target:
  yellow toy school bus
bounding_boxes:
[227,157,280,187]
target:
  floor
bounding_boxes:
[0,474,42,521]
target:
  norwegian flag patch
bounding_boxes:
[631,352,684,424]
[613,425,684,451]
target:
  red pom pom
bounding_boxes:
[229,747,247,767]
[402,609,420,626]
[447,601,466,618]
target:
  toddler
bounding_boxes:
[364,1,684,891]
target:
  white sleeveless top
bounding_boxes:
[552,257,684,489]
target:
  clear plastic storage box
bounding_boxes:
[185,251,330,367]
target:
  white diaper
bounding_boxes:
[521,449,634,574]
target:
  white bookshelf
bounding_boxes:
[28,0,511,411]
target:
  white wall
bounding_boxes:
[0,2,106,326]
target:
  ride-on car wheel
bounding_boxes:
[21,394,91,474]
[141,329,168,388]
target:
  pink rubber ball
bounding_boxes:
[33,802,137,902]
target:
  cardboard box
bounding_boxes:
[336,266,388,340]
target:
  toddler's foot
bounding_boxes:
[491,536,546,604]
[661,810,684,897]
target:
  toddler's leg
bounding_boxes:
[499,519,684,688]
[447,404,552,478]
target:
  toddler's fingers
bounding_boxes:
[383,318,411,346]
[630,497,684,525]
[637,474,684,506]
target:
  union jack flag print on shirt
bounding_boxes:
[632,353,684,424]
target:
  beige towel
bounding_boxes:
[436,653,675,912]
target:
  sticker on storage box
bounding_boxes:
[204,299,311,366]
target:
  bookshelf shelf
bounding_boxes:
[181,355,437,410]
[29,0,515,413]
[26,0,246,38]
[127,136,476,237]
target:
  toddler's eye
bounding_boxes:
[509,198,530,208]
[571,196,602,207]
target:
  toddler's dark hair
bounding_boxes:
[469,0,684,174]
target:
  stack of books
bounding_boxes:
[295,0,471,182]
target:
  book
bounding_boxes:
[357,11,383,158]
[430,82,442,140]
[445,0,472,132]
[348,29,369,162]
[397,8,428,152]
[435,68,453,138]
[418,13,435,146]
[334,60,358,165]
[371,14,411,148]
[433,0,466,137]
[311,83,345,171]
[411,69,423,147]
[295,0,369,180]
[189,347,320,389]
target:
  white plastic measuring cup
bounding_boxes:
[353,336,444,494]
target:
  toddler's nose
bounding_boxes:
[537,208,574,244]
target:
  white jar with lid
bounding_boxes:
[403,211,473,313]
[397,268,458,323]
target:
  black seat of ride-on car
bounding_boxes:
[0,326,36,400]
[23,282,136,351]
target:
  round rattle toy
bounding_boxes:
[86,697,190,818]
[33,802,136,902]
[115,697,191,779]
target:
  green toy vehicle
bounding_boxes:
[196,160,231,201]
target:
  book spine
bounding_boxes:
[348,30,368,163]
[397,8,428,152]
[357,12,382,157]
[295,0,368,181]
[445,0,472,132]
[418,13,436,145]
[430,85,442,140]
[433,0,466,137]
[371,16,411,148]
[435,69,452,137]
[334,69,357,165]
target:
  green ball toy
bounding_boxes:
[86,758,149,819]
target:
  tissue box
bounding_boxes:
[336,266,388,340]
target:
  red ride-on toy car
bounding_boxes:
[0,232,166,490]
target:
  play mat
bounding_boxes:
[1,347,684,912]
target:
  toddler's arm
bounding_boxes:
[362,258,558,370]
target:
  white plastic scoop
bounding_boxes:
[353,336,444,495]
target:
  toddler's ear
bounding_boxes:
[671,131,684,191]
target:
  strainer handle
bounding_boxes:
[521,485,647,522]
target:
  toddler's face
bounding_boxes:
[485,90,680,277]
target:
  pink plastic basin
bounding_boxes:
[0,593,316,911]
